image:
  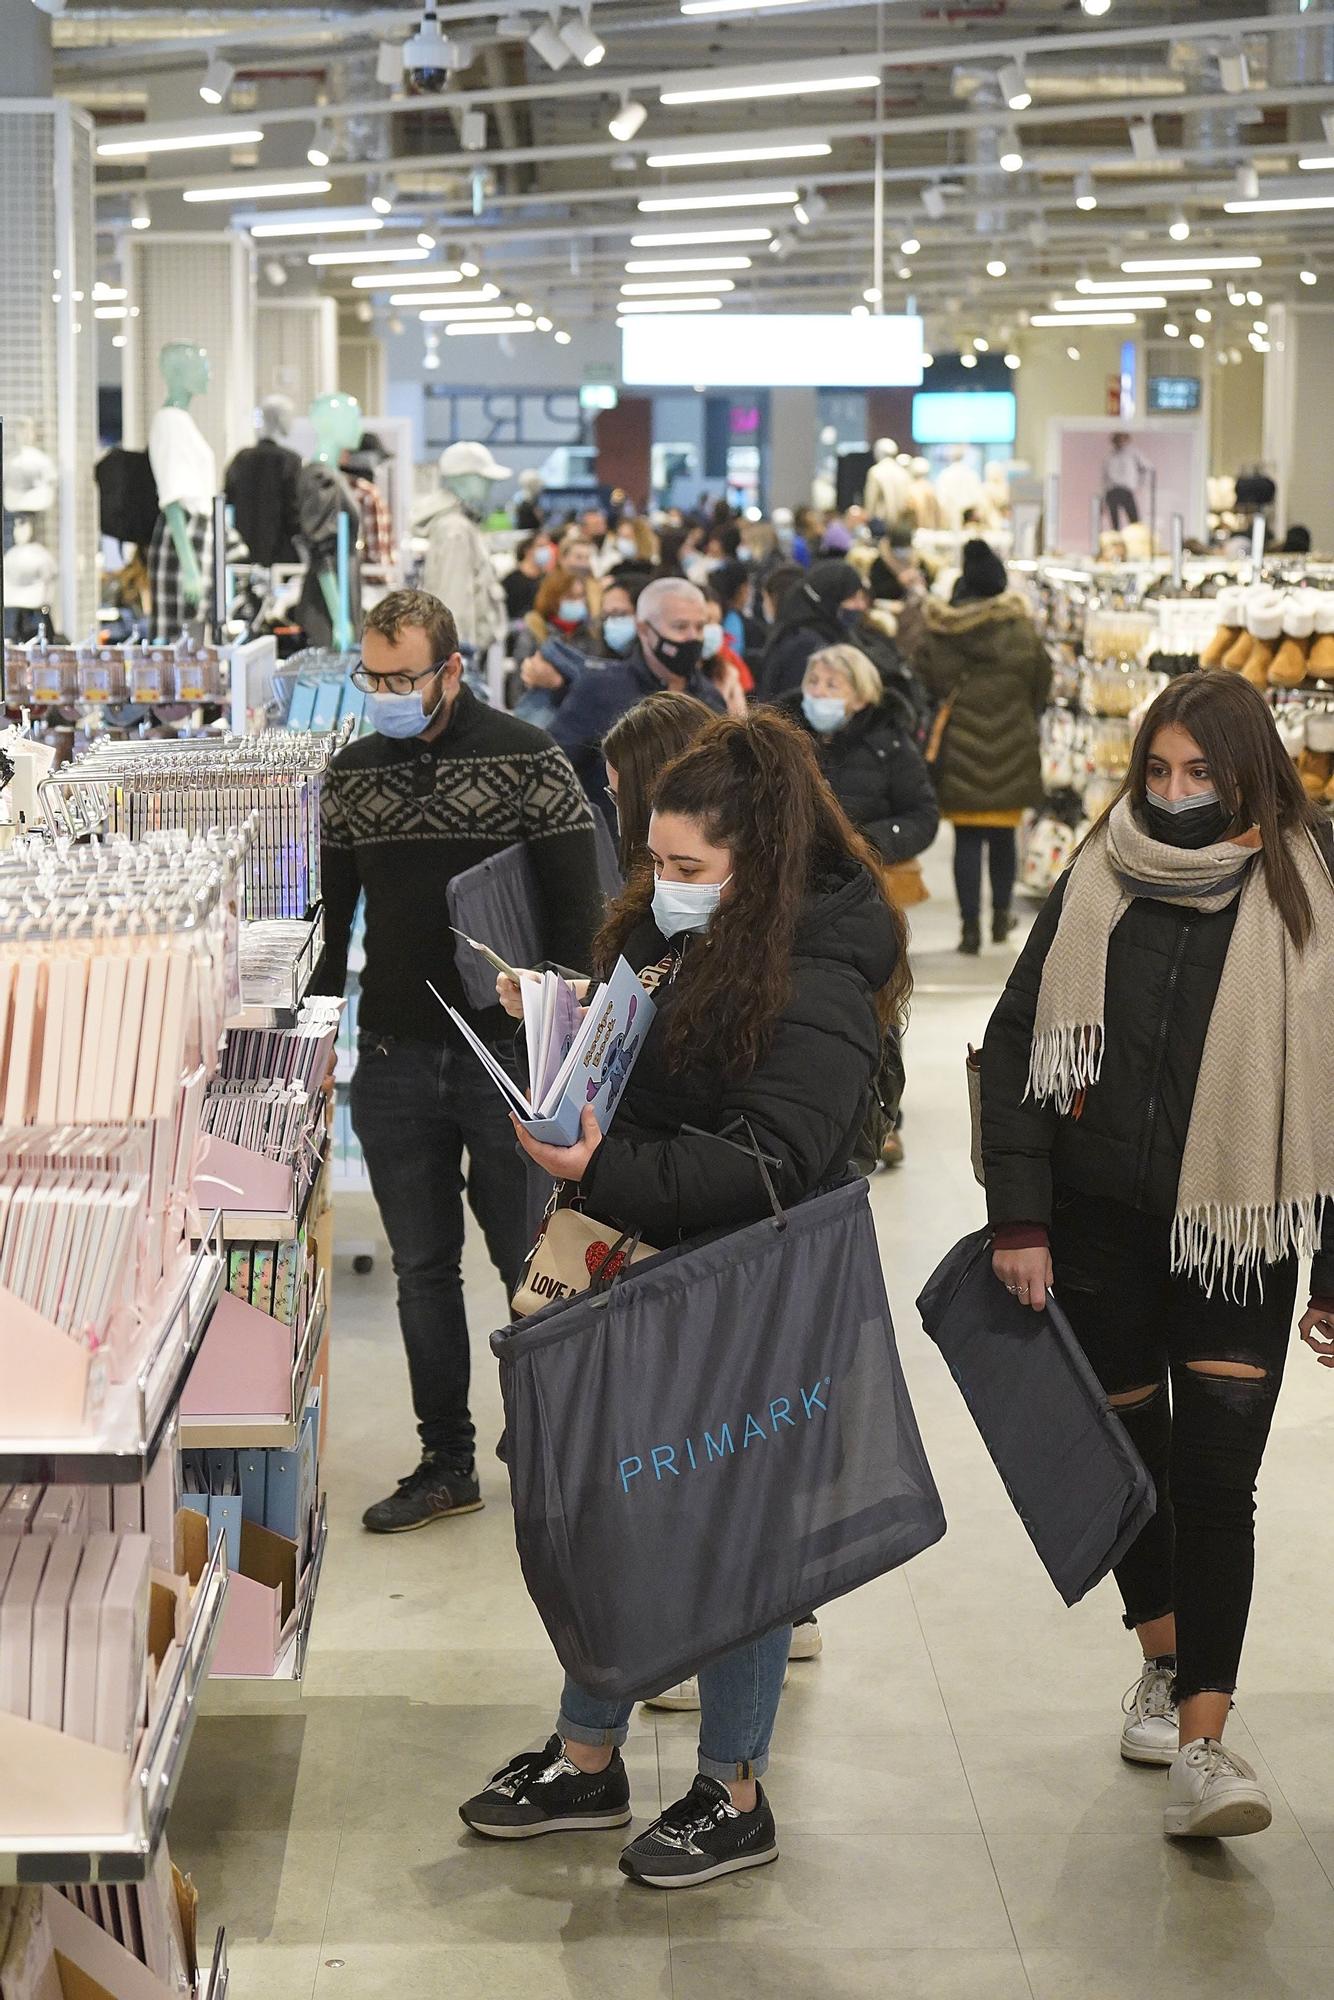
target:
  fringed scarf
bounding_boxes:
[1029,796,1334,1298]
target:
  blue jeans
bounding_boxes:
[557,1626,792,1782]
[350,1032,531,1465]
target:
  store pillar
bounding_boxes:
[257,297,339,412]
[0,94,99,636]
[120,233,256,472]
[1262,304,1334,539]
[767,387,818,512]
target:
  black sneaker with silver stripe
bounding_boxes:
[459,1735,632,1839]
[619,1775,779,1888]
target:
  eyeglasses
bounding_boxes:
[348,659,449,696]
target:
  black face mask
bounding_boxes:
[646,625,703,679]
[1140,789,1231,849]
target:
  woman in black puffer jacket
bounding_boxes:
[462,709,907,1889]
[778,643,938,893]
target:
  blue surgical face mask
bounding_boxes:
[366,681,443,739]
[556,597,584,624]
[701,620,723,660]
[652,872,732,938]
[602,614,636,654]
[803,691,846,734]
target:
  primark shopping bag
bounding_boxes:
[917,1228,1155,1607]
[492,1172,946,1701]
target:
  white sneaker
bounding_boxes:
[644,1664,792,1714]
[789,1617,823,1661]
[1120,1660,1178,1767]
[1163,1738,1272,1839]
[644,1679,701,1712]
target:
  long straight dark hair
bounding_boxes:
[601,692,715,876]
[593,709,911,1081]
[1117,669,1324,948]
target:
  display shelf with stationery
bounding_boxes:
[0,721,343,1968]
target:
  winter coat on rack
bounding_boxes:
[775,691,938,867]
[980,822,1334,1299]
[915,591,1052,820]
[578,858,897,1244]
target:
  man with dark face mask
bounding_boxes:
[549,577,726,829]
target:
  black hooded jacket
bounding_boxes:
[755,560,862,703]
[776,691,938,865]
[579,860,897,1245]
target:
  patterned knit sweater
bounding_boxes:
[317,685,603,1045]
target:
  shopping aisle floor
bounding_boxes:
[172,832,1334,2000]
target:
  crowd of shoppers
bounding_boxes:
[316,478,1334,1891]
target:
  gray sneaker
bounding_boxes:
[362,1457,483,1533]
[1121,1659,1178,1767]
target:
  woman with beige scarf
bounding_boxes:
[981,671,1334,1842]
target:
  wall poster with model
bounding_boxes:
[1047,417,1207,554]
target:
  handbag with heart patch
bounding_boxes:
[511,1195,656,1319]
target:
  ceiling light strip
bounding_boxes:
[97,127,264,158]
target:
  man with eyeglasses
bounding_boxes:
[317,588,602,1534]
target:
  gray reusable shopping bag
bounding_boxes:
[492,1173,946,1700]
[917,1228,1156,1607]
[449,832,621,1010]
[448,843,544,1010]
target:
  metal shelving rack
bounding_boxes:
[0,1228,224,1486]
[0,1536,228,1886]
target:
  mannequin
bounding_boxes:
[3,520,57,611]
[863,439,916,526]
[224,393,302,567]
[934,444,985,531]
[295,393,363,652]
[147,342,217,637]
[515,467,545,532]
[908,456,943,530]
[979,460,1012,531]
[3,418,56,516]
[421,440,509,651]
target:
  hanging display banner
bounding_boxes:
[620,313,923,389]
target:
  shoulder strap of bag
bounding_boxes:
[681,1117,787,1231]
[924,668,969,768]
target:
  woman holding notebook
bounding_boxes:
[460,707,908,1889]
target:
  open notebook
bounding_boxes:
[435,957,654,1146]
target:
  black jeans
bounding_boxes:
[350,1032,531,1465]
[952,825,1016,925]
[1051,1192,1296,1701]
[1104,484,1139,529]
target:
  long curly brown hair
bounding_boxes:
[592,708,911,1081]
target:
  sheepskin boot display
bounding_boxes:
[1268,594,1316,687]
[1310,594,1334,679]
[1201,586,1246,668]
[1240,599,1283,689]
[1298,748,1333,798]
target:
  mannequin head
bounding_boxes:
[911,457,930,479]
[258,393,295,443]
[159,342,210,406]
[874,438,899,462]
[309,391,363,465]
[518,468,543,498]
[439,439,512,517]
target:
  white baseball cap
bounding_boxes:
[439,439,512,481]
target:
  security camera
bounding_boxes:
[403,5,464,94]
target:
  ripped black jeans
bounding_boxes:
[1051,1192,1296,1703]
